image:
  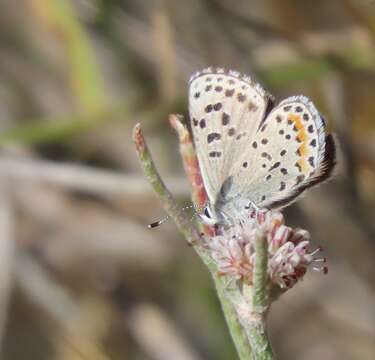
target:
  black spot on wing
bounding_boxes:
[266,135,337,209]
[269,162,281,171]
[213,102,222,111]
[237,93,246,102]
[207,133,221,143]
[225,89,235,97]
[222,113,230,125]
[302,134,336,186]
[261,152,272,161]
[280,168,288,175]
[209,151,222,158]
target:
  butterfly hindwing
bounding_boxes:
[227,95,336,211]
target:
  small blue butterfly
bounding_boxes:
[189,67,336,225]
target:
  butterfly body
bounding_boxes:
[189,67,336,226]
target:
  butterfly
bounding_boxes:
[189,67,336,225]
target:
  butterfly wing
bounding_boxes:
[188,68,273,206]
[225,95,336,213]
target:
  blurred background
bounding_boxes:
[0,0,374,359]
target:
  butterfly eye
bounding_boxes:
[204,207,212,219]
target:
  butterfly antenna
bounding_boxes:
[148,215,170,228]
[148,204,201,229]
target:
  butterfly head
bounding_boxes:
[197,203,217,225]
[198,202,234,226]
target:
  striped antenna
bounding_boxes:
[148,215,170,228]
[148,204,201,229]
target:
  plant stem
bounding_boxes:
[132,123,198,245]
[245,230,274,360]
[213,276,254,360]
[133,122,254,359]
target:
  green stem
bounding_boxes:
[252,230,269,310]
[246,230,274,360]
[132,124,198,244]
[214,276,254,360]
[133,123,254,360]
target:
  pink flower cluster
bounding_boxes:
[207,211,326,289]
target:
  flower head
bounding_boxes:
[206,211,326,290]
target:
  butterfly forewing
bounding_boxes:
[188,68,271,204]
